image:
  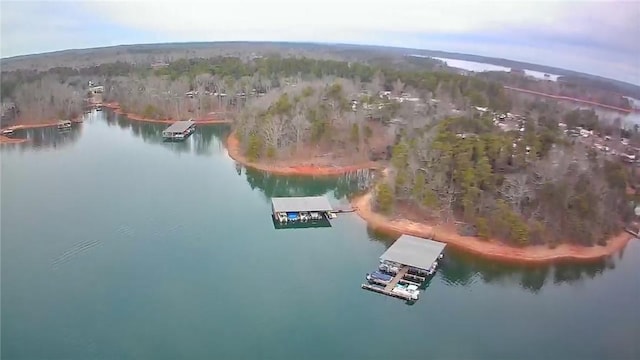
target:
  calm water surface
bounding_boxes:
[2,111,639,359]
[410,55,561,81]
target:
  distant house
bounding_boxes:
[89,85,104,94]
[151,62,169,69]
[621,153,636,163]
[379,91,391,99]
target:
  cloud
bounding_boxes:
[1,0,638,84]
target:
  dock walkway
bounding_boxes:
[384,266,409,292]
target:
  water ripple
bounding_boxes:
[51,239,102,270]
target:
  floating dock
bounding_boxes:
[271,196,337,225]
[162,120,195,141]
[361,234,447,302]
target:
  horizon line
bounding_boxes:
[1,40,637,89]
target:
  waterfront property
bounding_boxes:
[162,120,196,141]
[362,234,446,302]
[271,196,335,223]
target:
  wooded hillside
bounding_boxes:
[375,115,633,246]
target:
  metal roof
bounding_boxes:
[163,120,194,133]
[271,196,333,213]
[380,235,446,271]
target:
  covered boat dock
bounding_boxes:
[362,235,447,302]
[271,196,334,223]
[162,120,195,141]
[380,234,446,271]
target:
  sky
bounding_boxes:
[1,0,639,85]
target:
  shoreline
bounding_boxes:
[104,102,232,125]
[0,135,28,144]
[0,118,84,144]
[226,130,379,176]
[352,192,633,264]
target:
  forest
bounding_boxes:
[374,114,633,246]
[2,54,512,126]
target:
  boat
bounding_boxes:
[310,211,321,220]
[366,270,394,284]
[378,262,402,274]
[299,212,310,221]
[392,284,419,300]
[57,120,72,130]
[276,212,288,223]
[287,212,299,221]
[1,128,14,135]
[95,104,103,111]
[327,212,337,219]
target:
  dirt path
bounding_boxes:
[504,86,636,113]
[104,102,232,125]
[352,192,633,264]
[226,131,379,176]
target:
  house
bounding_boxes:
[89,85,104,94]
[151,62,169,69]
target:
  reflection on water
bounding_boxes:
[1,126,82,151]
[366,226,398,246]
[437,247,614,293]
[105,111,230,156]
[1,111,230,156]
[242,166,374,202]
[365,226,618,293]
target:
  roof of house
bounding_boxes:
[271,196,333,213]
[163,120,194,133]
[379,235,446,271]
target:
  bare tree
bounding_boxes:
[500,173,532,214]
[291,101,308,152]
[261,114,288,152]
[392,79,405,97]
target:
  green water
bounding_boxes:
[2,111,639,360]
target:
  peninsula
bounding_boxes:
[2,42,638,263]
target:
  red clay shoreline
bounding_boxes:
[226,130,379,176]
[504,86,638,114]
[228,128,634,263]
[352,192,633,264]
[0,118,84,144]
[103,102,232,125]
[0,135,27,144]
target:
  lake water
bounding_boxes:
[2,111,639,359]
[411,55,561,81]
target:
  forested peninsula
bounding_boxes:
[2,44,637,259]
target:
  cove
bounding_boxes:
[1,111,639,359]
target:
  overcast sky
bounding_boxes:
[1,0,638,84]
